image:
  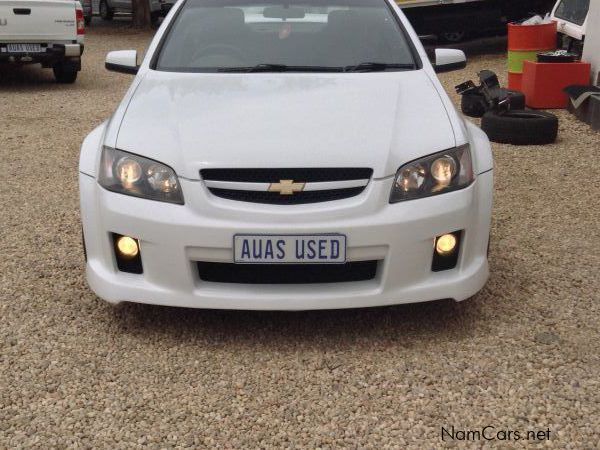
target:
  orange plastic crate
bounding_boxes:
[522,61,591,109]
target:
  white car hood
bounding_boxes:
[116,70,456,180]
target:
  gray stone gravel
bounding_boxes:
[1,26,599,449]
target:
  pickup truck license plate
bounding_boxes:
[234,234,346,264]
[6,43,43,53]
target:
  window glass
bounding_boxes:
[555,0,590,26]
[156,0,417,72]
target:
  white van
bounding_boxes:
[551,0,589,48]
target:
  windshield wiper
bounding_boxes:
[343,62,416,72]
[218,64,343,73]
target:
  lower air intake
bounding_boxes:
[197,261,379,284]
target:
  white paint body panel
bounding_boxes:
[79,0,494,310]
[116,70,457,180]
[582,0,600,86]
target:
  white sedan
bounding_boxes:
[79,0,493,310]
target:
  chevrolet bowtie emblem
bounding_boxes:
[268,179,305,195]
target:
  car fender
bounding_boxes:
[464,119,493,174]
[79,121,108,177]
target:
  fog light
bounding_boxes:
[435,233,457,256]
[116,236,139,258]
[432,231,462,272]
[112,233,143,274]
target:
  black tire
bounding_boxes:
[84,15,91,26]
[99,0,113,20]
[481,110,558,145]
[151,11,161,25]
[53,64,78,83]
[461,92,487,118]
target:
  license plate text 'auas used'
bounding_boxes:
[234,235,347,264]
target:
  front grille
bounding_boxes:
[207,187,365,205]
[197,261,379,284]
[201,168,373,205]
[201,168,373,183]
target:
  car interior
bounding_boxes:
[156,6,416,70]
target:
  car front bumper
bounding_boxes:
[80,170,492,310]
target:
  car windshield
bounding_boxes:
[554,0,590,26]
[155,0,417,72]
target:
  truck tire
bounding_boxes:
[99,0,113,20]
[53,63,78,83]
[481,110,558,145]
[151,11,161,27]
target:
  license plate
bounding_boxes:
[6,43,43,53]
[234,234,346,264]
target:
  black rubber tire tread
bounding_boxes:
[461,92,487,118]
[481,110,558,145]
[53,64,78,83]
[99,0,113,20]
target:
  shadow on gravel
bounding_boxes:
[106,293,490,350]
[0,65,64,90]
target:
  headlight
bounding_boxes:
[390,145,473,203]
[98,147,184,204]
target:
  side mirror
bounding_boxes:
[434,49,467,73]
[105,50,139,75]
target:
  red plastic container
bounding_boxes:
[508,22,557,51]
[522,61,592,109]
[507,22,557,91]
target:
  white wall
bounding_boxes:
[582,0,600,86]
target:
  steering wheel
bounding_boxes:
[191,44,248,66]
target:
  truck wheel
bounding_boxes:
[99,0,113,20]
[53,64,78,84]
[151,11,161,27]
[441,31,466,43]
[481,110,558,145]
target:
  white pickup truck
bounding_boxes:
[0,0,84,83]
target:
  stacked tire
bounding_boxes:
[481,110,559,146]
[458,70,559,146]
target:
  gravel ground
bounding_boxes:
[1,25,599,449]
